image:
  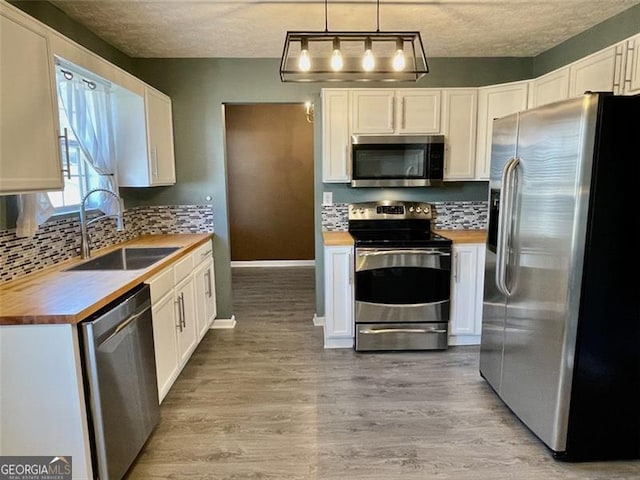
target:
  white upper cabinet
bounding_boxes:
[621,33,640,95]
[0,8,63,195]
[395,90,441,134]
[321,89,351,183]
[351,90,395,134]
[568,47,617,97]
[115,86,176,187]
[351,89,441,135]
[145,87,176,185]
[442,89,477,180]
[475,81,529,180]
[529,67,570,108]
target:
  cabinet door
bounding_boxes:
[151,292,180,402]
[529,68,570,108]
[145,87,176,185]
[568,47,616,97]
[442,89,477,180]
[175,277,198,365]
[475,81,529,180]
[449,244,484,345]
[396,90,441,134]
[623,35,640,94]
[323,246,354,348]
[351,90,395,134]
[321,89,350,182]
[0,12,63,194]
[194,259,216,341]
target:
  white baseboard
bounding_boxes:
[211,315,236,329]
[448,335,480,346]
[231,260,315,268]
[324,337,354,349]
[313,314,325,326]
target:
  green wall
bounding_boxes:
[6,1,640,318]
[129,58,528,318]
[533,3,640,76]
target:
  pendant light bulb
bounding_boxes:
[330,38,343,71]
[298,38,311,72]
[362,38,375,72]
[392,39,406,72]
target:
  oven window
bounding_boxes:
[355,266,450,305]
[353,145,426,179]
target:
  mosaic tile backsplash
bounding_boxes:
[0,205,213,283]
[322,201,488,231]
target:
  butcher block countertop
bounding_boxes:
[322,231,354,246]
[322,230,487,246]
[435,229,487,244]
[0,233,212,326]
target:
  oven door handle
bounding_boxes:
[358,249,451,257]
[357,299,449,308]
[360,328,447,334]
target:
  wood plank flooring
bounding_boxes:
[126,267,640,480]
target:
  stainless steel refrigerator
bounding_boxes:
[479,92,640,461]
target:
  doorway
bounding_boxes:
[225,104,314,262]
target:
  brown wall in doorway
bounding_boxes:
[225,104,314,261]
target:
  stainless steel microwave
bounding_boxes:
[350,135,445,187]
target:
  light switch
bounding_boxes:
[323,192,333,206]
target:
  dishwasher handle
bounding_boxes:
[101,308,150,346]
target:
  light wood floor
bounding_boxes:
[126,267,640,480]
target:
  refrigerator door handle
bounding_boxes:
[495,157,519,297]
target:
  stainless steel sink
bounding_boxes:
[65,247,181,271]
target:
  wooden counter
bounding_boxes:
[322,231,354,246]
[435,229,487,244]
[0,233,212,325]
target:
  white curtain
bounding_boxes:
[15,67,119,238]
[57,70,119,216]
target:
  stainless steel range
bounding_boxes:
[348,200,452,352]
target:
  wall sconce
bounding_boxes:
[304,101,315,123]
[280,0,429,82]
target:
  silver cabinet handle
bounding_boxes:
[59,128,71,179]
[361,328,447,334]
[152,146,159,177]
[454,251,460,283]
[205,269,212,298]
[179,292,186,327]
[175,297,183,332]
[201,249,212,259]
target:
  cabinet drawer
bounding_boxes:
[193,241,213,267]
[174,252,194,284]
[147,265,174,304]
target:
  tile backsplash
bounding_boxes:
[322,201,488,231]
[0,205,213,283]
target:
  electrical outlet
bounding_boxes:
[323,192,333,206]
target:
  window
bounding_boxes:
[48,62,118,216]
[48,104,101,214]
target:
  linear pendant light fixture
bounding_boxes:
[280,0,429,82]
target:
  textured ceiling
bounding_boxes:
[50,0,640,58]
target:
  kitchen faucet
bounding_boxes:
[79,188,124,259]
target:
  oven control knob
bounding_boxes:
[423,208,430,214]
[409,206,415,213]
[416,207,422,213]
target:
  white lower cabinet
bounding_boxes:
[175,275,198,365]
[151,290,181,401]
[449,243,485,346]
[147,241,216,402]
[194,258,217,341]
[323,245,354,348]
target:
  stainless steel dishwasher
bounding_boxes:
[79,284,160,480]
